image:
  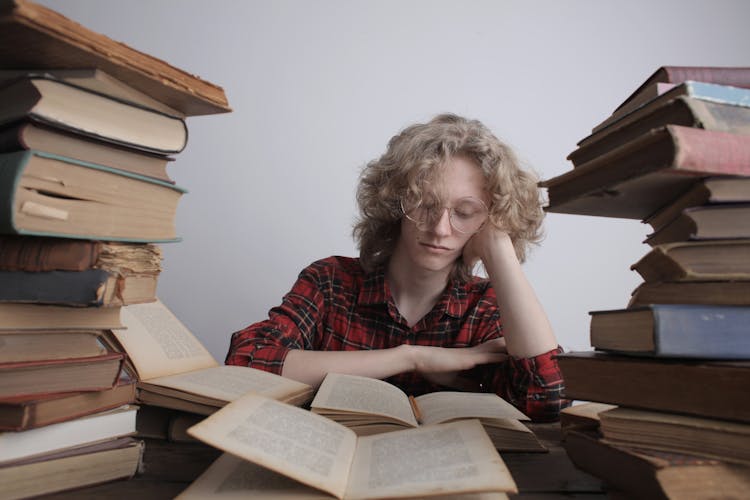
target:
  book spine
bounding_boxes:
[0,150,31,235]
[653,305,750,358]
[0,269,112,306]
[0,236,100,271]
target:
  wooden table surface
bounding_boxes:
[44,422,608,499]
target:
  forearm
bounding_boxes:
[482,236,558,358]
[282,346,415,388]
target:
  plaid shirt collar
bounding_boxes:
[357,264,466,320]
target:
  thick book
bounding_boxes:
[115,300,314,415]
[0,75,188,154]
[0,0,230,116]
[310,373,545,452]
[559,402,616,437]
[605,66,750,126]
[644,177,750,231]
[0,404,136,464]
[0,121,174,183]
[570,83,750,167]
[0,329,107,363]
[0,236,162,272]
[598,407,750,466]
[0,269,158,306]
[563,428,750,500]
[644,203,750,246]
[0,379,136,431]
[556,351,750,422]
[589,304,750,358]
[628,280,750,307]
[0,351,124,398]
[187,392,518,500]
[0,436,143,500]
[631,239,750,282]
[0,150,185,242]
[542,126,750,220]
[0,302,123,330]
[135,404,202,442]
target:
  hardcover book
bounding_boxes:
[644,203,750,246]
[589,304,750,358]
[0,150,185,242]
[631,239,750,282]
[556,351,750,423]
[0,75,188,154]
[0,0,230,116]
[543,126,750,220]
[0,302,123,331]
[628,280,750,307]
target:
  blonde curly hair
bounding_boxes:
[353,113,544,282]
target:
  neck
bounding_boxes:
[386,244,451,326]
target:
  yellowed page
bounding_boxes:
[116,300,217,380]
[188,393,357,500]
[176,453,334,500]
[311,373,418,427]
[415,392,529,425]
[143,365,312,405]
[345,419,517,499]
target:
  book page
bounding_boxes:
[311,373,418,427]
[188,393,356,500]
[345,419,517,499]
[143,365,311,404]
[416,392,529,426]
[116,300,217,380]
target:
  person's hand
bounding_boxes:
[405,338,507,389]
[462,221,514,269]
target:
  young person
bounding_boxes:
[226,113,567,421]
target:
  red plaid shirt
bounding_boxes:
[226,256,568,421]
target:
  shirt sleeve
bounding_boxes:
[486,346,571,422]
[224,262,326,374]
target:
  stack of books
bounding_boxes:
[0,1,230,498]
[541,65,750,498]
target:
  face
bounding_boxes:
[395,155,489,275]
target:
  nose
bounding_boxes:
[431,207,453,236]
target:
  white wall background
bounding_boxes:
[39,0,750,361]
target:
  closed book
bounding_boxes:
[0,150,185,242]
[0,380,136,431]
[0,302,123,331]
[0,352,124,398]
[556,351,750,423]
[0,121,174,183]
[0,269,158,306]
[631,239,750,282]
[589,304,750,358]
[0,436,143,500]
[598,407,750,466]
[644,177,750,231]
[628,280,750,307]
[0,329,107,363]
[0,0,229,116]
[542,126,750,220]
[571,84,750,166]
[0,75,188,154]
[0,404,137,464]
[644,204,750,246]
[563,429,750,500]
[615,66,750,113]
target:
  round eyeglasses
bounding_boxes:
[400,196,489,234]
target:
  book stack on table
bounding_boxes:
[542,65,750,498]
[0,1,230,498]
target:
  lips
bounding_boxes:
[419,241,452,252]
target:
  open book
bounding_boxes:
[113,300,313,414]
[310,373,545,452]
[186,392,518,500]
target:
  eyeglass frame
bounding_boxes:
[399,196,490,235]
